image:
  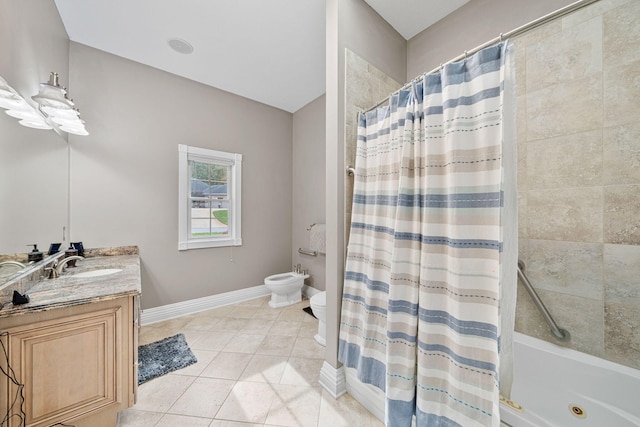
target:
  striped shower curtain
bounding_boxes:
[339,43,516,427]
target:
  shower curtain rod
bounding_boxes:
[364,0,601,113]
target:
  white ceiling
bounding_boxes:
[363,0,469,40]
[54,0,468,113]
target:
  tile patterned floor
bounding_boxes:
[118,296,383,427]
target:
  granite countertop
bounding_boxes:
[0,253,141,318]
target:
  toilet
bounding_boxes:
[264,272,309,308]
[310,291,327,346]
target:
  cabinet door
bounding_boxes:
[6,307,121,427]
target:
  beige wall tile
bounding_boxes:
[525,239,603,300]
[513,42,527,98]
[526,16,602,92]
[516,96,527,178]
[526,129,602,189]
[604,59,640,128]
[603,122,640,185]
[518,192,528,239]
[562,0,633,30]
[527,187,603,242]
[603,185,640,244]
[605,301,640,369]
[515,287,604,357]
[603,0,640,67]
[527,74,603,141]
[604,244,640,302]
[512,20,562,49]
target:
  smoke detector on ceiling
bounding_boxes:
[168,38,194,54]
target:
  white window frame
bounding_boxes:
[178,144,242,250]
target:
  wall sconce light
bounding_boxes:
[0,72,88,136]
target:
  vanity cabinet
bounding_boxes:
[0,295,139,427]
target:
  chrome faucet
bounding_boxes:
[56,256,84,275]
[0,260,27,269]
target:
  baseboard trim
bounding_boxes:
[318,361,347,398]
[303,284,322,298]
[345,367,385,422]
[140,284,271,325]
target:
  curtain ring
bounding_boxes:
[499,32,504,42]
[464,50,468,60]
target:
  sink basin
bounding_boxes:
[72,268,123,278]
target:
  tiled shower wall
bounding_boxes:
[343,0,639,371]
[344,50,402,244]
[514,0,640,369]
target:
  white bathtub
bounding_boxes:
[345,332,640,426]
[501,332,640,427]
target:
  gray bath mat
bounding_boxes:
[138,333,197,384]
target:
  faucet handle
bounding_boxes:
[44,266,58,279]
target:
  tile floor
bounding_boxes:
[117,296,383,427]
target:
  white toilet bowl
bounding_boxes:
[310,291,327,346]
[264,272,309,308]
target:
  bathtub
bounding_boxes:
[345,332,640,426]
[501,332,640,427]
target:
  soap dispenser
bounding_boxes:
[27,244,43,263]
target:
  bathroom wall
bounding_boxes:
[67,42,294,310]
[292,94,326,291]
[513,0,640,369]
[406,0,578,80]
[344,50,402,246]
[0,0,69,254]
[406,0,640,370]
[326,0,406,366]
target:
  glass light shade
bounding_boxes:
[51,115,85,128]
[0,96,29,110]
[5,108,43,121]
[19,119,52,130]
[31,84,74,109]
[42,105,79,119]
[0,86,15,98]
[60,125,89,135]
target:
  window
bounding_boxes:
[178,144,242,250]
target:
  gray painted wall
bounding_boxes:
[68,42,294,310]
[325,0,406,367]
[292,95,326,291]
[0,0,70,254]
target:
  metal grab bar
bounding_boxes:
[517,260,570,342]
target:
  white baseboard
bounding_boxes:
[345,367,385,423]
[140,284,271,326]
[318,361,347,398]
[141,284,323,326]
[303,284,322,298]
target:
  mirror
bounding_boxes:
[0,93,69,285]
[0,0,73,285]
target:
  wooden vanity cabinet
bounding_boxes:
[0,295,139,427]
